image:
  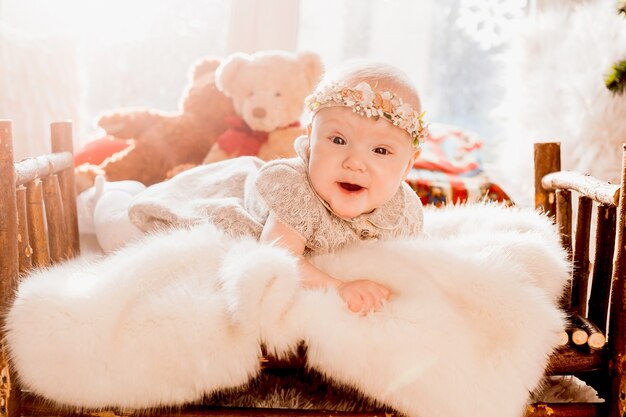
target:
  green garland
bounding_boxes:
[605,1,626,94]
[605,60,626,94]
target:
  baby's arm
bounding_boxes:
[260,213,391,314]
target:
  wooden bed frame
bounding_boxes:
[1,119,625,417]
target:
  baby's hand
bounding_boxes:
[336,280,391,315]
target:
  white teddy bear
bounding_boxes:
[202,50,323,164]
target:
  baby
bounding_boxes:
[130,60,428,315]
[255,61,427,314]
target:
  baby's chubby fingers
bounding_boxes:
[337,279,391,314]
[368,291,389,313]
[358,291,377,315]
[362,283,390,311]
[346,294,363,313]
[373,283,391,300]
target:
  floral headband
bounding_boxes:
[304,81,428,148]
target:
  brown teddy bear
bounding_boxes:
[201,50,323,164]
[76,57,236,191]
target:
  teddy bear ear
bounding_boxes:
[191,57,222,82]
[297,51,324,91]
[216,53,250,97]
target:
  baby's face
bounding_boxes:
[307,106,420,219]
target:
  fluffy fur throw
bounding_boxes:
[6,204,568,417]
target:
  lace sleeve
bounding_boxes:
[401,182,425,236]
[254,160,321,243]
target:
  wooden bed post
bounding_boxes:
[556,189,573,257]
[51,122,80,257]
[572,197,592,316]
[534,142,561,218]
[608,144,626,417]
[535,142,570,308]
[26,181,51,268]
[0,120,18,309]
[15,187,32,274]
[0,120,21,417]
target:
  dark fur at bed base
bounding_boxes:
[21,369,399,415]
[203,368,397,413]
[21,369,601,416]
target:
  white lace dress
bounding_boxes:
[129,136,424,255]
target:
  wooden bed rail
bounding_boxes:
[14,152,74,186]
[0,120,79,269]
[0,119,80,417]
[541,171,620,207]
[532,142,626,417]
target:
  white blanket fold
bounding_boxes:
[6,205,568,417]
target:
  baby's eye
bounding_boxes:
[373,147,390,155]
[330,136,346,145]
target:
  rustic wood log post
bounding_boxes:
[0,120,21,417]
[16,187,32,274]
[571,196,592,317]
[569,314,606,350]
[583,325,606,352]
[608,144,626,417]
[588,205,617,334]
[534,142,561,218]
[0,121,18,306]
[42,175,68,263]
[556,189,573,310]
[26,180,51,268]
[556,189,573,257]
[570,327,589,346]
[51,121,79,258]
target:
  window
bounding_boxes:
[297,0,531,161]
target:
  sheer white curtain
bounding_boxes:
[1,0,232,160]
[0,27,81,161]
[226,0,299,53]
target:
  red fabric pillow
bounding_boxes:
[407,123,512,206]
[74,136,130,166]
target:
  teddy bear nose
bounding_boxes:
[252,107,266,119]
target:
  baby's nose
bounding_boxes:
[252,107,266,119]
[343,155,366,171]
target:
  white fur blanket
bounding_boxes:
[6,204,568,417]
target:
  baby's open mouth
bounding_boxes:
[339,182,364,192]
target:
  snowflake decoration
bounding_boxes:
[456,0,527,51]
